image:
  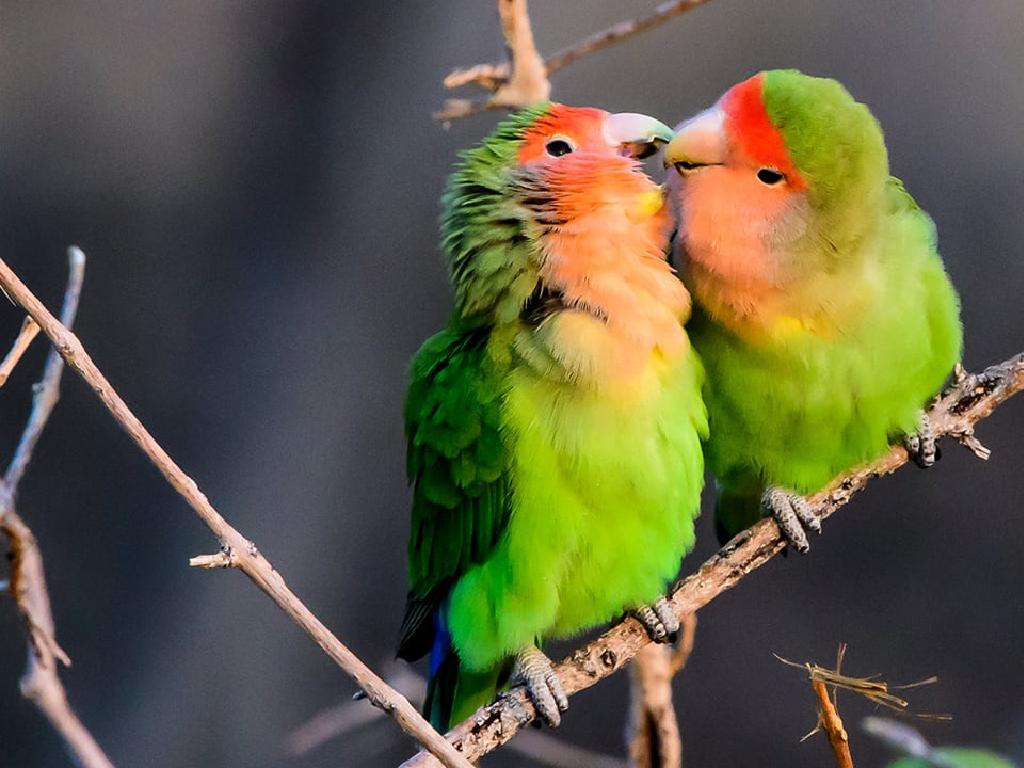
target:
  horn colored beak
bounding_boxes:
[665,105,726,173]
[604,112,675,159]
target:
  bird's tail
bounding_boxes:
[714,485,762,544]
[424,615,504,731]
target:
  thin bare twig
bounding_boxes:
[287,667,628,768]
[812,679,854,768]
[0,247,113,768]
[0,317,40,388]
[781,644,948,767]
[436,0,550,121]
[776,651,948,722]
[401,353,1024,767]
[627,645,682,768]
[626,614,696,768]
[668,614,696,678]
[438,0,712,121]
[0,255,472,768]
[805,651,856,768]
[286,665,425,758]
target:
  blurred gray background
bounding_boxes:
[0,1,1021,766]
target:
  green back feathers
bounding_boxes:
[441,103,552,325]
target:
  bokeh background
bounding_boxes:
[0,2,1021,766]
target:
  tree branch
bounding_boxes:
[626,614,696,768]
[401,353,1024,767]
[0,247,113,768]
[436,0,550,121]
[438,0,712,121]
[812,680,854,768]
[0,255,473,768]
[0,317,40,388]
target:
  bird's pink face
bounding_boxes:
[511,106,692,380]
[665,74,810,286]
[513,105,675,227]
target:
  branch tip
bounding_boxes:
[190,552,236,569]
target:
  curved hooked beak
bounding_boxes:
[604,112,675,160]
[664,104,726,174]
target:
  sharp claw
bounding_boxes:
[791,495,821,534]
[549,670,569,712]
[633,605,665,640]
[762,487,814,553]
[904,410,938,468]
[513,646,566,727]
[631,598,678,643]
[653,596,680,636]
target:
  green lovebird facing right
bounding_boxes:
[665,69,962,551]
[399,105,707,731]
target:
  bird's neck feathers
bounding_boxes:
[681,187,884,345]
[516,169,692,388]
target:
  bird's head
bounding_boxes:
[442,104,675,325]
[666,69,889,283]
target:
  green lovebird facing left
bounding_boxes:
[399,105,707,731]
[664,70,962,551]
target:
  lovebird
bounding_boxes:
[399,105,707,730]
[664,69,962,551]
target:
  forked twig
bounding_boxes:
[438,0,713,121]
[0,248,112,768]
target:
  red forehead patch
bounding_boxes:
[722,74,805,189]
[517,105,609,164]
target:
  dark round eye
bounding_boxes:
[545,139,574,157]
[756,167,786,186]
[674,160,703,175]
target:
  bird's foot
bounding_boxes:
[511,645,568,727]
[761,486,820,554]
[631,596,679,643]
[903,410,939,468]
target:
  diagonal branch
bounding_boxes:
[401,353,1024,766]
[438,0,713,121]
[0,317,40,388]
[0,247,113,768]
[0,255,473,768]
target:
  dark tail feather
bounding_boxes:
[423,616,503,731]
[715,487,762,544]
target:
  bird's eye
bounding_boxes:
[756,167,786,186]
[545,139,575,157]
[674,160,703,175]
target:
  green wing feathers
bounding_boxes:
[399,327,509,661]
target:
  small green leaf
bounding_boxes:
[933,748,1016,768]
[887,748,1016,768]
